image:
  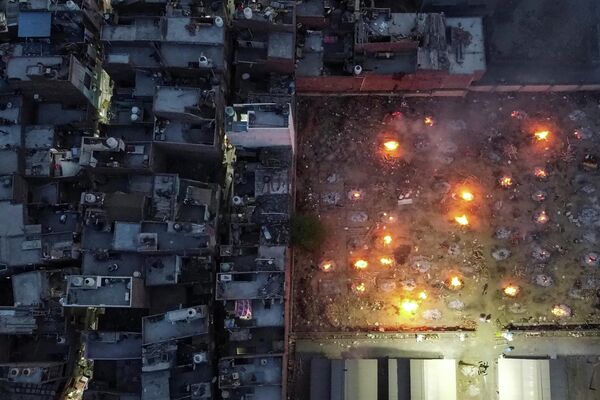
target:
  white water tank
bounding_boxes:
[105,137,119,149]
[353,65,363,75]
[130,113,140,122]
[166,307,198,323]
[84,277,96,287]
[243,7,253,19]
[215,16,224,27]
[84,193,97,204]
[71,276,84,286]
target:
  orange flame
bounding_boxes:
[499,176,513,188]
[551,305,569,317]
[454,214,469,226]
[379,257,394,266]
[423,116,434,127]
[354,259,368,269]
[460,190,474,202]
[353,282,366,293]
[383,140,400,151]
[449,276,463,289]
[401,299,419,313]
[383,235,393,246]
[321,262,333,271]
[534,167,547,179]
[418,291,428,300]
[503,285,519,297]
[536,211,549,224]
[534,130,550,141]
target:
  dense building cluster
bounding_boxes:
[0,0,293,399]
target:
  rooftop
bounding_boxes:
[142,305,209,344]
[64,275,141,308]
[84,331,143,360]
[218,355,283,389]
[216,271,284,300]
[101,17,225,45]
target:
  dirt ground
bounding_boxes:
[292,93,600,333]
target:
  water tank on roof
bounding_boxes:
[214,16,224,27]
[232,196,243,206]
[193,352,208,364]
[130,113,140,122]
[131,106,141,115]
[65,0,80,10]
[166,307,198,323]
[353,65,363,75]
[71,276,84,286]
[8,368,20,377]
[243,7,253,19]
[225,106,235,117]
[105,137,119,149]
[84,193,97,204]
[84,277,96,287]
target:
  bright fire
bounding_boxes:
[354,259,368,269]
[449,276,463,289]
[534,130,550,141]
[551,305,570,317]
[321,262,333,271]
[503,285,520,297]
[380,257,394,266]
[499,176,513,188]
[352,192,361,199]
[401,299,419,313]
[535,210,549,224]
[534,167,547,179]
[383,140,400,151]
[418,291,427,300]
[383,235,393,246]
[424,116,434,126]
[454,214,469,226]
[460,190,474,202]
[353,282,366,293]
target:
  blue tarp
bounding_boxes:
[18,12,51,38]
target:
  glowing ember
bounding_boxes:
[418,291,428,300]
[383,140,400,151]
[423,116,434,126]
[379,257,394,266]
[383,235,393,246]
[584,252,599,267]
[534,167,547,179]
[551,304,571,317]
[448,276,463,289]
[532,190,547,202]
[401,299,419,313]
[348,188,365,201]
[503,285,520,297]
[499,176,513,188]
[319,260,334,272]
[454,214,469,226]
[460,190,474,202]
[354,259,368,269]
[534,130,550,141]
[353,282,366,293]
[534,210,549,224]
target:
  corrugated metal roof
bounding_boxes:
[18,11,51,38]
